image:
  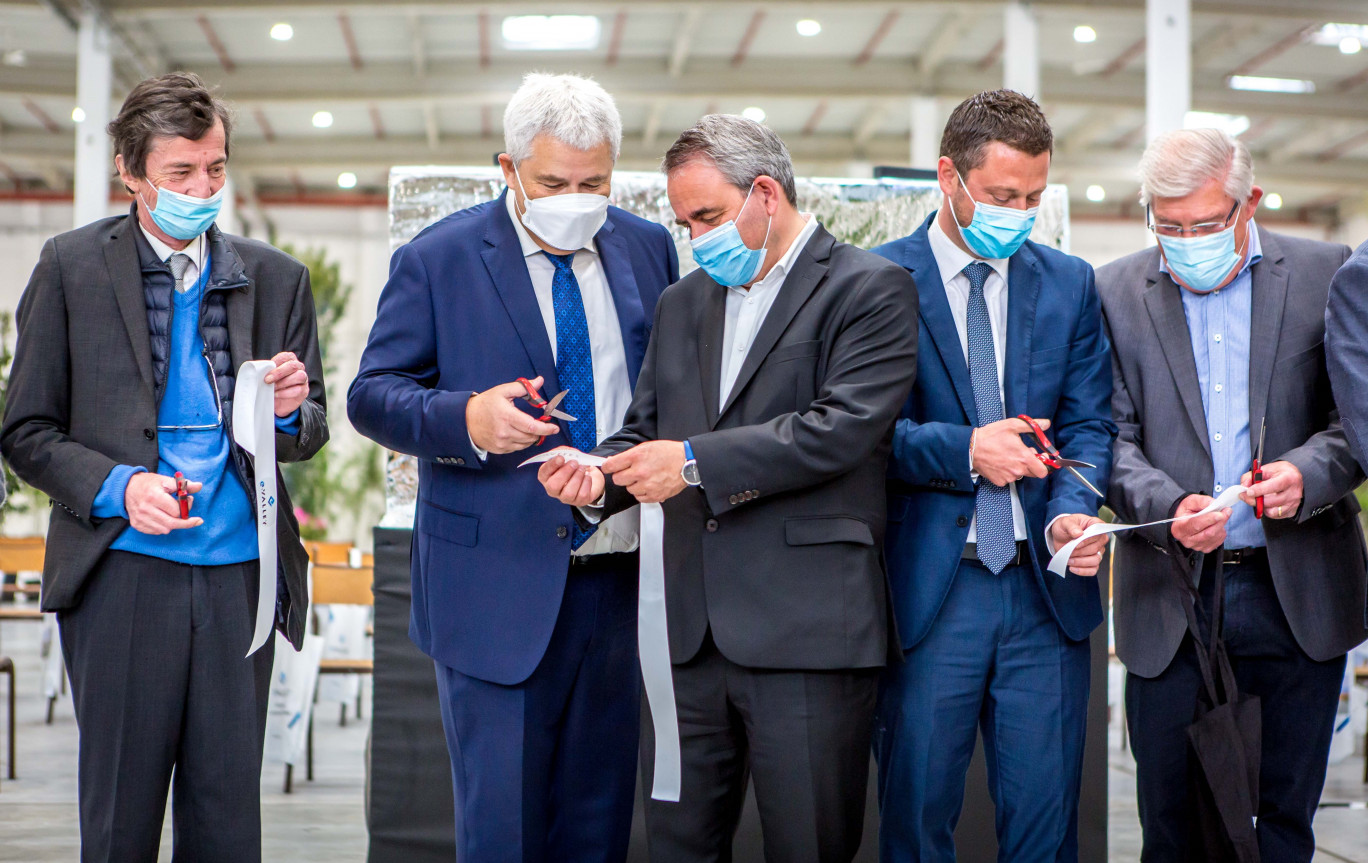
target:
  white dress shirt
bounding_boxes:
[503,192,638,556]
[719,214,819,408]
[140,225,205,289]
[927,215,1029,544]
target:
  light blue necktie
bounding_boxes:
[546,252,598,550]
[964,261,1015,574]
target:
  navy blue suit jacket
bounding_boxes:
[347,190,679,683]
[872,213,1116,648]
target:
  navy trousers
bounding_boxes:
[874,558,1091,863]
[433,552,641,863]
[1125,555,1346,863]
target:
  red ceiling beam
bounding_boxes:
[1315,129,1368,162]
[197,16,236,73]
[855,10,900,68]
[802,100,829,137]
[606,10,628,67]
[1333,64,1368,93]
[369,104,386,139]
[731,10,766,68]
[252,108,276,142]
[481,105,493,139]
[975,38,1004,72]
[1228,24,1316,77]
[338,12,364,71]
[1101,37,1146,79]
[21,98,60,134]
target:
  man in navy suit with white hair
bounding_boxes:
[348,73,678,862]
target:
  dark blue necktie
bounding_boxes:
[965,261,1015,574]
[546,252,598,550]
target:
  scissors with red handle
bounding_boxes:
[1252,418,1266,519]
[174,471,190,519]
[517,377,577,445]
[1015,414,1104,498]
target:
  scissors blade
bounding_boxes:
[1066,466,1105,499]
[548,409,577,422]
[542,390,570,415]
[1054,458,1097,470]
[1255,418,1266,464]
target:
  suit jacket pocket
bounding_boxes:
[420,501,480,547]
[1275,341,1322,370]
[785,515,874,547]
[1029,343,1071,366]
[767,339,822,364]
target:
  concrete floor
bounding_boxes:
[1,616,1365,862]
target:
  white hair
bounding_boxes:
[503,72,622,164]
[1137,128,1254,206]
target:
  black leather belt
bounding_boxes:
[962,540,1029,567]
[1221,547,1266,567]
[570,551,637,568]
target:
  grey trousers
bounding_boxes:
[58,550,274,863]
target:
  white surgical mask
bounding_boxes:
[513,165,610,252]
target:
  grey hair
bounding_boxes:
[503,72,622,164]
[662,114,798,206]
[1137,128,1254,206]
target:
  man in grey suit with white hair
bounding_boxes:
[1098,128,1367,862]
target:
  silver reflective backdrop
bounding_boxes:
[382,167,1070,527]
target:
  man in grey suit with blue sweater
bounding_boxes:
[1099,128,1366,863]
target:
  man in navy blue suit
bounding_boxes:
[870,90,1116,862]
[347,73,678,862]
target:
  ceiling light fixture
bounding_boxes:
[1227,75,1316,94]
[796,19,822,37]
[501,15,601,51]
[312,111,334,129]
[337,172,358,190]
[1073,25,1097,44]
[1264,192,1284,210]
[742,106,767,123]
[1085,185,1106,203]
[1314,23,1368,47]
[1184,111,1251,137]
[1341,37,1362,55]
[71,106,85,123]
[270,22,294,42]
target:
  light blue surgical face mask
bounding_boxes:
[950,170,1038,260]
[140,184,224,241]
[1158,222,1246,294]
[689,182,772,288]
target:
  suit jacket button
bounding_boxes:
[455,458,465,466]
[556,526,568,539]
[143,428,155,440]
[729,495,739,505]
[706,519,719,533]
[956,515,969,527]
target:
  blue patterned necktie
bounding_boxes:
[546,252,598,550]
[964,261,1015,574]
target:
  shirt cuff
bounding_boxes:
[468,432,488,462]
[1043,514,1068,555]
[577,492,607,524]
[92,464,148,519]
[275,410,301,435]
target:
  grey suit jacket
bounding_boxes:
[0,210,328,649]
[1098,226,1367,679]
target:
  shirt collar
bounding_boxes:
[503,188,599,259]
[740,214,819,295]
[138,220,204,269]
[1158,219,1264,280]
[928,207,1009,288]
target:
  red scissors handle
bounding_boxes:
[1016,414,1064,468]
[517,377,555,446]
[1253,459,1265,518]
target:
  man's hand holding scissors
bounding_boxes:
[466,375,562,454]
[972,417,1052,486]
[1239,461,1303,521]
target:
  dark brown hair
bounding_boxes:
[107,72,233,187]
[940,89,1053,174]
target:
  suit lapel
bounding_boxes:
[1143,264,1211,457]
[717,226,831,420]
[105,219,156,395]
[698,284,726,429]
[904,221,977,424]
[594,217,649,389]
[1003,244,1041,419]
[215,230,255,375]
[480,192,560,394]
[1246,228,1288,440]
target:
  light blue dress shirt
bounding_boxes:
[1165,224,1264,548]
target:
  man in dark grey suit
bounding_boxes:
[1,73,326,862]
[540,115,918,861]
[1099,128,1366,863]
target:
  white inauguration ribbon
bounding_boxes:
[233,360,279,657]
[1047,484,1248,577]
[519,450,683,801]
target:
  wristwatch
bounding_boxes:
[681,440,702,487]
